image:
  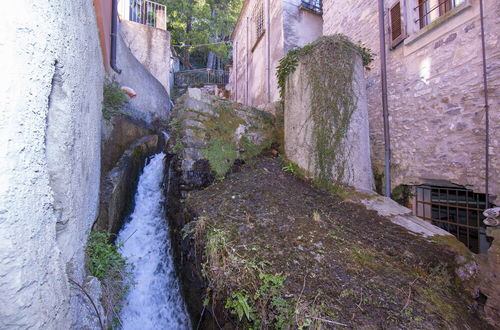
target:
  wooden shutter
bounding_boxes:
[388,1,406,49]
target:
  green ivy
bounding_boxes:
[276,35,374,189]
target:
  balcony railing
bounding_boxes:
[118,0,167,30]
[174,69,229,87]
[300,0,322,14]
[414,0,464,29]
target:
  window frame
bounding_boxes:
[404,0,471,43]
[388,0,408,49]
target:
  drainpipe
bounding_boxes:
[266,0,271,103]
[111,0,122,73]
[246,17,249,105]
[479,0,490,206]
[378,0,391,197]
[235,41,238,101]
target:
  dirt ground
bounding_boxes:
[185,156,491,329]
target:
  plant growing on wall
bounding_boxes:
[276,35,374,188]
[102,80,130,120]
[86,232,134,327]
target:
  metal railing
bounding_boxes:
[118,0,167,30]
[174,69,229,87]
[414,0,463,28]
[300,0,322,14]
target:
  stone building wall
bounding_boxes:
[282,0,323,52]
[0,0,104,328]
[229,0,322,108]
[230,0,285,107]
[322,0,499,201]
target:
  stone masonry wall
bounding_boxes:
[0,1,103,329]
[322,0,499,201]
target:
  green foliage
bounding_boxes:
[225,291,254,322]
[276,35,373,189]
[202,139,238,178]
[86,232,126,279]
[202,227,293,328]
[223,266,291,328]
[173,139,185,153]
[85,232,134,326]
[168,119,182,133]
[391,184,413,207]
[282,161,300,175]
[102,80,129,120]
[276,47,302,101]
[240,136,270,161]
[159,0,242,68]
[277,37,374,102]
[372,165,384,195]
[355,43,375,70]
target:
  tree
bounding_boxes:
[160,0,242,70]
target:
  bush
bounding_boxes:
[102,80,130,120]
[85,232,134,327]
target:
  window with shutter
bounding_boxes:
[389,1,406,49]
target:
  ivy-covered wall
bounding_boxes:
[283,36,375,191]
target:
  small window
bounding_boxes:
[415,184,494,254]
[389,1,406,48]
[416,0,465,29]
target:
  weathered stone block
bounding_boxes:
[284,38,375,191]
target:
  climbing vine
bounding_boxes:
[276,35,374,187]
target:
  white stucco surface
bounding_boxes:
[120,20,172,92]
[114,27,171,123]
[0,1,103,328]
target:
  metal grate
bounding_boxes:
[415,185,493,253]
[253,1,265,41]
[415,0,463,29]
[300,0,323,14]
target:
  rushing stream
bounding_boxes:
[117,153,191,329]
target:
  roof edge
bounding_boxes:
[231,0,251,41]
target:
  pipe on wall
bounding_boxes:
[266,0,271,103]
[246,16,249,105]
[235,41,238,102]
[111,0,122,73]
[479,0,490,206]
[377,0,392,197]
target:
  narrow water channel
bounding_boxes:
[117,153,191,329]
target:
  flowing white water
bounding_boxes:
[117,153,191,330]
